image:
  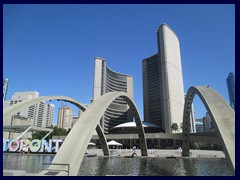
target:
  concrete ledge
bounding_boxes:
[3,170,36,176]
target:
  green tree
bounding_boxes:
[32,131,51,140]
[31,127,69,140]
[52,127,68,137]
[171,123,179,132]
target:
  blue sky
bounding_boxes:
[3,4,235,124]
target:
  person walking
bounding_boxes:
[132,146,137,157]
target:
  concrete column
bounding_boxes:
[95,124,109,156]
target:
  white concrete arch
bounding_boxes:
[182,86,235,175]
[39,91,148,176]
[3,95,109,156]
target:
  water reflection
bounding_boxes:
[3,154,232,176]
[182,158,232,176]
[78,157,232,176]
[3,154,55,173]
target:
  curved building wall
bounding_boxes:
[158,24,185,133]
[142,24,185,134]
[93,57,133,133]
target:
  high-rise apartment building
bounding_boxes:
[57,105,74,130]
[142,23,185,133]
[3,91,55,128]
[93,57,133,133]
[46,104,55,127]
[226,72,235,110]
[3,78,9,101]
[36,102,55,127]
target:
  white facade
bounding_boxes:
[93,57,133,133]
[34,102,55,128]
[93,58,104,100]
[158,24,185,133]
[143,24,185,134]
[46,104,55,127]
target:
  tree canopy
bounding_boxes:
[31,126,69,140]
[171,123,179,132]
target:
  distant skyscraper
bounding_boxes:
[203,112,215,132]
[226,72,235,110]
[57,105,74,130]
[3,79,9,101]
[142,23,185,133]
[3,91,55,128]
[93,57,133,133]
[195,118,204,133]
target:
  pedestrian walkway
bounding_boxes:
[86,149,225,158]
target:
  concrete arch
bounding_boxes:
[39,91,148,176]
[4,96,86,123]
[182,86,235,174]
[3,96,109,156]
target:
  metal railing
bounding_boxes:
[43,163,70,176]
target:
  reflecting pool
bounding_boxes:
[3,154,232,176]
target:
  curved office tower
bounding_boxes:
[143,23,185,133]
[93,57,133,133]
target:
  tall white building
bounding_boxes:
[142,24,185,133]
[57,105,74,130]
[46,104,55,127]
[35,102,55,127]
[3,91,55,128]
[93,57,133,134]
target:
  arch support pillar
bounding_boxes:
[96,124,109,156]
[182,86,235,175]
[31,92,147,175]
[128,98,148,156]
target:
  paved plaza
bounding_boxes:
[87,149,225,158]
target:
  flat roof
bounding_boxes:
[3,125,53,133]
